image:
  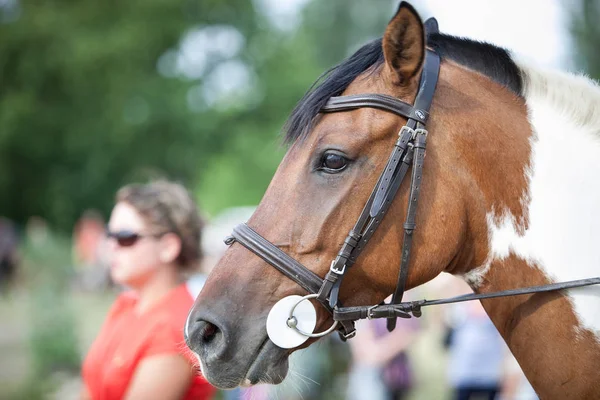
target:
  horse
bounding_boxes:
[186,2,600,398]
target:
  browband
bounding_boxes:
[322,94,428,124]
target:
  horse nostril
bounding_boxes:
[199,321,219,344]
[189,318,228,360]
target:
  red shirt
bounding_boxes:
[82,284,215,400]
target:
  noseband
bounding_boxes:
[225,20,600,341]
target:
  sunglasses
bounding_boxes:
[106,229,167,247]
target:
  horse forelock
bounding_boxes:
[283,32,524,147]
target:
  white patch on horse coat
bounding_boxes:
[466,60,600,337]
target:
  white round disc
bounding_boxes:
[266,295,317,349]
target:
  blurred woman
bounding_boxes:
[81,180,215,400]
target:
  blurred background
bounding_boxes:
[0,0,598,399]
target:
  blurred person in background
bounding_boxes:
[445,299,504,400]
[73,210,105,267]
[346,296,420,400]
[73,209,112,291]
[442,278,535,400]
[80,180,215,400]
[0,217,19,291]
[25,215,49,247]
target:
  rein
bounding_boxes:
[227,223,600,328]
[224,18,600,343]
[334,277,600,321]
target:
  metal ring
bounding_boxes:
[286,294,339,338]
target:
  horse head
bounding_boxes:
[187,2,600,397]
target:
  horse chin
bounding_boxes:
[198,336,289,389]
[242,338,289,386]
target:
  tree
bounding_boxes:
[0,0,268,229]
[0,0,396,230]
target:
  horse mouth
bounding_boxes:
[243,336,289,386]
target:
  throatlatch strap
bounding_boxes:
[384,50,440,331]
[387,128,427,331]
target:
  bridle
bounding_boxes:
[224,19,600,341]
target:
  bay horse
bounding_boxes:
[186,2,600,398]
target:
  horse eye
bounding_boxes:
[321,153,348,173]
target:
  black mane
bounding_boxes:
[284,33,523,144]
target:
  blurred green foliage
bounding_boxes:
[2,232,80,400]
[571,0,600,80]
[24,235,80,376]
[0,0,395,231]
[1,0,597,232]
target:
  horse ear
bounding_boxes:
[382,2,425,86]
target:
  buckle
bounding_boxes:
[342,329,356,340]
[330,259,346,275]
[367,304,378,319]
[398,125,415,138]
[413,128,428,140]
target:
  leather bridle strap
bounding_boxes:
[220,16,600,341]
[225,223,357,337]
[224,42,441,339]
[226,224,323,295]
[316,50,441,331]
[334,276,600,321]
[322,94,428,124]
[315,125,416,308]
[227,224,600,328]
[224,120,419,338]
[387,49,440,331]
[225,48,441,339]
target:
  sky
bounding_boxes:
[417,0,572,69]
[258,0,573,70]
[172,0,575,111]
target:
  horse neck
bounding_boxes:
[457,62,600,397]
[477,255,600,398]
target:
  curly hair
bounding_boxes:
[116,180,204,272]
